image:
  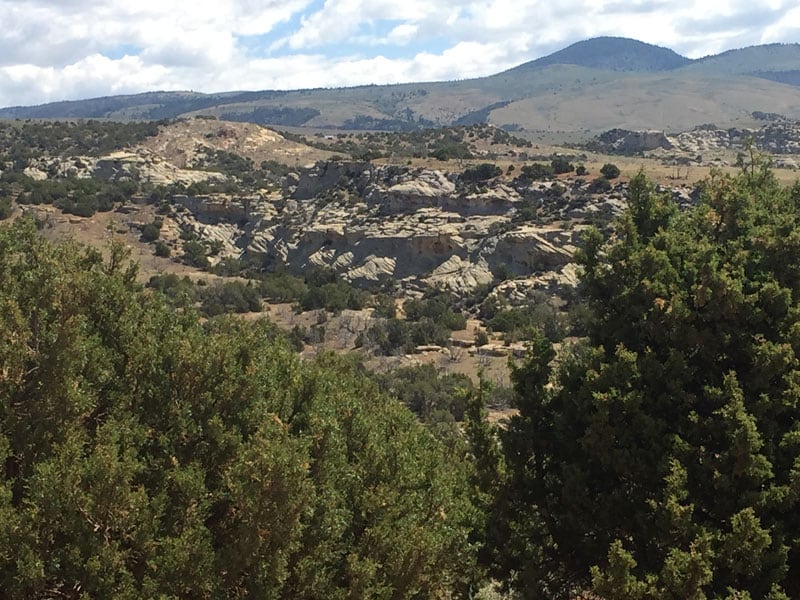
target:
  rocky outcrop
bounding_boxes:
[589,129,673,154]
[586,120,800,172]
[32,150,687,304]
[172,194,260,223]
[482,225,582,274]
[15,149,698,299]
[24,150,225,186]
[380,170,456,212]
[162,161,676,296]
[423,256,494,295]
[292,161,373,200]
[620,121,800,165]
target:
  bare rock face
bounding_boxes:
[94,150,225,186]
[155,160,688,298]
[382,170,456,211]
[774,157,798,170]
[25,150,225,187]
[18,150,681,298]
[23,167,48,181]
[346,256,398,284]
[485,225,582,275]
[653,121,800,165]
[423,256,494,295]
[590,129,673,153]
[228,162,632,295]
[172,194,258,223]
[292,161,372,200]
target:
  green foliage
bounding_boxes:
[492,167,800,598]
[198,281,262,316]
[182,239,210,268]
[194,147,254,177]
[0,218,478,598]
[550,157,574,174]
[462,163,502,183]
[153,240,171,257]
[0,197,11,220]
[207,239,224,256]
[237,270,299,304]
[487,301,566,343]
[363,294,467,355]
[16,177,133,217]
[351,147,384,161]
[431,142,473,161]
[464,377,509,582]
[600,162,621,179]
[282,125,527,161]
[208,256,247,276]
[404,292,467,331]
[364,317,452,355]
[139,219,162,242]
[146,273,197,306]
[371,293,397,319]
[260,160,292,177]
[259,271,308,303]
[0,120,161,161]
[376,364,473,422]
[300,278,367,313]
[490,263,513,282]
[590,175,613,192]
[222,107,320,127]
[204,260,364,311]
[513,198,542,222]
[520,162,554,181]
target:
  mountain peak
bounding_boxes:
[511,36,691,73]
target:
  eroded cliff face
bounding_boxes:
[166,161,668,297]
[22,150,226,186]
[14,131,692,300]
[590,120,800,169]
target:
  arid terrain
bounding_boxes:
[5,38,800,141]
[4,33,800,598]
[5,114,800,396]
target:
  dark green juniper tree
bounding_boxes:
[0,219,478,599]
[491,165,800,599]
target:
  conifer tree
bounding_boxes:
[0,218,477,599]
[497,166,800,598]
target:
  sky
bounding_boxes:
[0,0,798,108]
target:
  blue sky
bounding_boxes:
[0,0,799,107]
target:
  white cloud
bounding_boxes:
[386,24,419,45]
[0,0,797,107]
[280,0,446,50]
[0,55,172,107]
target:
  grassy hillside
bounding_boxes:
[506,36,691,72]
[679,43,800,76]
[4,38,800,140]
[486,72,800,134]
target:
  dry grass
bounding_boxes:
[137,119,337,168]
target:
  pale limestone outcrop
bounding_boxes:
[423,256,494,295]
[151,161,688,296]
[23,167,48,181]
[590,129,673,153]
[666,121,800,157]
[25,150,224,186]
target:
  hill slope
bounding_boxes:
[3,38,800,138]
[680,43,800,75]
[507,36,691,72]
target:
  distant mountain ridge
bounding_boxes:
[3,37,800,138]
[508,37,691,73]
[684,43,800,74]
